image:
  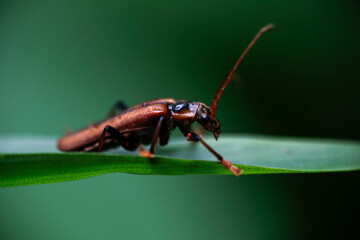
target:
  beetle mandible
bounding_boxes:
[58,24,275,176]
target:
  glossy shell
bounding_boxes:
[58,103,171,151]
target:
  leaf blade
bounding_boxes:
[1,135,360,187]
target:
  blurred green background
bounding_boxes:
[0,0,359,239]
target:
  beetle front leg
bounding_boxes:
[98,125,139,152]
[186,132,242,176]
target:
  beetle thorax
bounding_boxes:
[169,101,199,122]
[169,101,221,139]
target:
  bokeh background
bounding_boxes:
[0,0,359,239]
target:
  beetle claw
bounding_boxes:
[139,146,155,158]
[222,159,243,176]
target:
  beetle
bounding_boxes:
[58,24,274,176]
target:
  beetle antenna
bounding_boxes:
[210,23,275,118]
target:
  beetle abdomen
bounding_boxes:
[57,103,170,151]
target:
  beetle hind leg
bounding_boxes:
[98,125,139,152]
[108,101,128,117]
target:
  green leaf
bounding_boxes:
[1,135,360,187]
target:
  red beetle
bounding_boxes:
[58,24,275,176]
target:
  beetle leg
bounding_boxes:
[149,116,165,154]
[139,145,154,158]
[86,102,128,130]
[137,116,165,158]
[189,126,205,139]
[186,132,243,176]
[98,125,138,152]
[108,101,128,117]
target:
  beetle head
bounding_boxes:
[196,103,221,140]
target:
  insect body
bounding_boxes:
[58,24,275,176]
